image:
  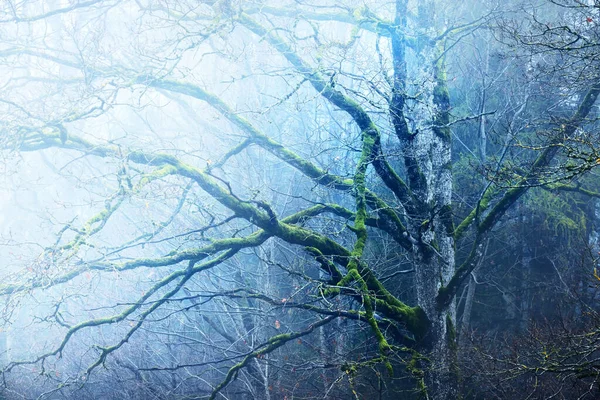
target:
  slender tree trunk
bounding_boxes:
[459,239,489,348]
[520,211,532,331]
[0,330,7,367]
[460,275,477,344]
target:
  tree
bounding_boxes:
[0,0,599,399]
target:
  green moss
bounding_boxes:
[407,350,429,398]
[269,333,292,342]
[374,299,429,341]
[352,5,367,19]
[137,165,177,188]
[454,186,495,240]
[321,286,341,297]
[525,188,586,242]
[478,186,526,234]
[305,246,343,282]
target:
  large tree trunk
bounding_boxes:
[410,100,457,399]
[410,8,458,392]
[416,258,458,399]
[413,192,458,398]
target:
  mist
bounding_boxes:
[1,1,600,399]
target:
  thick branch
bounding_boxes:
[15,134,426,335]
[146,78,414,249]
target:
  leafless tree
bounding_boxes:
[0,1,599,399]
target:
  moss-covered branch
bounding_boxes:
[238,13,419,217]
[146,78,415,250]
[209,315,337,400]
[16,132,427,340]
[453,185,496,241]
[542,182,600,198]
[0,201,357,296]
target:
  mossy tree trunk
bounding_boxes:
[390,0,459,396]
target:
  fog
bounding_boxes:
[0,1,599,399]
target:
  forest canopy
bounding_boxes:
[1,1,600,399]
